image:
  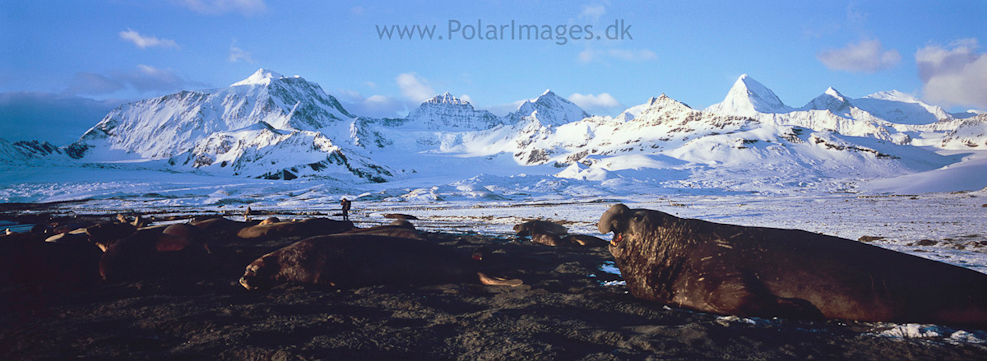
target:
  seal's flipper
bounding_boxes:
[477,272,523,287]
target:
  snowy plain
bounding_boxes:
[3,150,985,274]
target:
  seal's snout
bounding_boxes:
[239,276,252,289]
[598,204,631,235]
[240,275,265,290]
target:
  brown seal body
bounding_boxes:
[531,232,564,246]
[99,226,214,282]
[236,217,353,239]
[344,224,425,240]
[514,220,568,246]
[85,222,139,251]
[513,220,567,236]
[0,230,102,287]
[561,234,609,248]
[190,217,259,242]
[598,204,987,328]
[239,234,520,290]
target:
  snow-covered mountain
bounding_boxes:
[801,87,854,118]
[941,114,987,150]
[67,69,392,181]
[704,74,795,116]
[507,90,589,127]
[0,138,65,164]
[481,94,950,184]
[404,93,503,130]
[852,90,951,125]
[72,68,355,159]
[168,122,391,181]
[699,75,981,148]
[0,138,29,164]
[14,68,982,192]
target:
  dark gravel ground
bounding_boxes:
[1,212,986,360]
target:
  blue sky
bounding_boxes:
[1,0,985,144]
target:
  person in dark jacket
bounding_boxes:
[340,198,352,221]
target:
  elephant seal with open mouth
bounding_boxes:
[598,203,987,328]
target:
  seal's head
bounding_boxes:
[598,204,634,258]
[239,257,274,290]
[597,204,678,260]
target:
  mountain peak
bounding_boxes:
[407,93,501,130]
[704,74,793,116]
[232,68,286,86]
[424,92,470,106]
[854,90,951,124]
[642,94,691,110]
[802,87,852,116]
[533,89,567,103]
[863,90,918,103]
[508,89,589,126]
[824,87,845,100]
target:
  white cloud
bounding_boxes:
[568,93,624,116]
[64,72,125,95]
[396,73,435,103]
[0,92,123,144]
[916,38,987,109]
[817,39,900,73]
[580,5,606,21]
[578,47,657,64]
[119,29,179,49]
[331,90,407,118]
[228,40,254,63]
[845,4,867,26]
[177,0,267,16]
[123,65,191,92]
[65,65,197,96]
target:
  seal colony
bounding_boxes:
[3,202,987,360]
[597,203,987,328]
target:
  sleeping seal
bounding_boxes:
[598,203,987,328]
[239,234,521,290]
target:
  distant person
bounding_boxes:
[340,198,351,221]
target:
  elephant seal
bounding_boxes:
[0,229,102,287]
[239,234,521,290]
[236,217,353,239]
[598,204,987,328]
[513,220,567,236]
[344,224,425,240]
[514,220,568,246]
[85,222,139,251]
[99,226,214,282]
[258,217,281,225]
[388,219,416,229]
[531,232,564,246]
[190,217,259,241]
[561,234,609,248]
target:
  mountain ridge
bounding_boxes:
[6,69,983,191]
